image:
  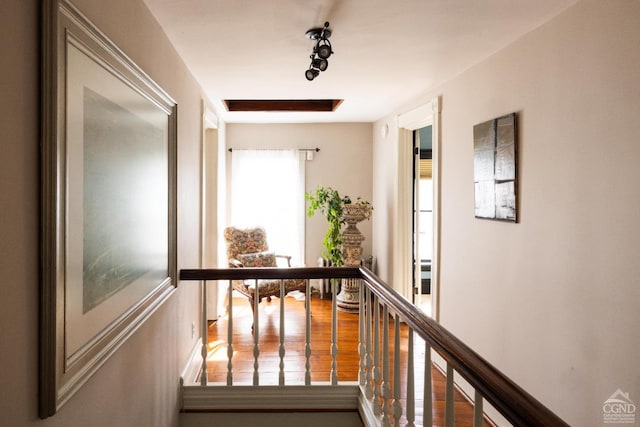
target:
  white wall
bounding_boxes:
[0,0,204,425]
[226,123,373,268]
[372,121,400,285]
[373,0,640,425]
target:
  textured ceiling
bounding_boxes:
[142,0,577,123]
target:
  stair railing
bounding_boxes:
[180,267,568,427]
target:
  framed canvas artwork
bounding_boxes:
[39,0,177,417]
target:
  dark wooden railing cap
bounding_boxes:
[180,266,361,281]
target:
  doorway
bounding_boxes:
[413,126,433,316]
[397,97,441,320]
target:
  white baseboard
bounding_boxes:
[180,338,204,387]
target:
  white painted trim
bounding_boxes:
[203,104,218,130]
[358,386,382,427]
[431,97,442,321]
[182,382,382,426]
[392,128,414,300]
[182,384,360,411]
[201,101,226,320]
[180,338,204,386]
[199,99,205,269]
[398,103,433,129]
[395,97,442,320]
[200,100,217,272]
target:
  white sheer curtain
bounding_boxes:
[230,149,305,266]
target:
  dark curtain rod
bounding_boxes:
[228,147,320,152]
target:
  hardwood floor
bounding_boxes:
[206,294,494,426]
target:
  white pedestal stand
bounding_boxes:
[336,204,372,313]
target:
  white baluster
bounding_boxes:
[227,280,233,386]
[423,341,432,427]
[406,329,415,427]
[331,278,338,385]
[359,281,366,387]
[381,305,391,427]
[200,280,208,386]
[365,288,374,400]
[392,313,402,427]
[373,296,382,416]
[305,279,312,386]
[445,362,454,427]
[253,279,260,386]
[304,279,311,385]
[473,389,484,427]
[279,279,285,386]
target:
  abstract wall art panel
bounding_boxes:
[473,113,517,222]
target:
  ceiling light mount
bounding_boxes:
[305,22,332,40]
[304,22,334,81]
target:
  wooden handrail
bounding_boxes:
[179,266,568,426]
[180,266,361,281]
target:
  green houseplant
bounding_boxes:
[305,186,371,266]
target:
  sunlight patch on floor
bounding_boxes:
[206,339,236,361]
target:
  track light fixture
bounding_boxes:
[305,21,333,81]
[316,40,332,60]
[311,58,328,72]
[305,68,320,81]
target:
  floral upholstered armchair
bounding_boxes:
[223,227,306,316]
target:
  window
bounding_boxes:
[230,149,305,265]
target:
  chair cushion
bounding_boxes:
[238,251,277,267]
[237,278,306,297]
[224,227,269,261]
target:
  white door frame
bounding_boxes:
[395,97,441,320]
[201,100,218,269]
[200,100,225,320]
